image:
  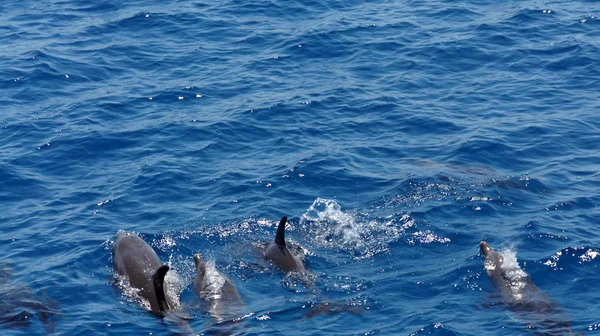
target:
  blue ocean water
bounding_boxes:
[1,0,600,334]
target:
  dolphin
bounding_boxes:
[193,254,245,324]
[113,231,171,314]
[264,216,306,273]
[263,217,364,320]
[0,260,59,332]
[480,241,576,335]
[193,254,243,302]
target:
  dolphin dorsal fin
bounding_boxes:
[275,216,287,246]
[152,264,170,312]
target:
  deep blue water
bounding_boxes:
[1,0,600,334]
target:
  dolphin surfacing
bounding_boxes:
[480,241,576,335]
[193,254,244,322]
[264,216,305,273]
[193,254,242,302]
[113,231,171,314]
[263,217,364,320]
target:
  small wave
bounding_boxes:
[410,322,456,336]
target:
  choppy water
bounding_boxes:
[1,0,599,334]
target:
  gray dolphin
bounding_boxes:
[0,260,59,332]
[480,241,576,335]
[193,254,242,302]
[264,216,306,273]
[193,254,244,323]
[113,232,171,314]
[263,217,364,320]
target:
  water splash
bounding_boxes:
[498,248,529,301]
[113,273,150,311]
[113,268,183,311]
[299,198,412,258]
[164,267,184,310]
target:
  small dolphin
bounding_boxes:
[194,254,242,302]
[0,260,59,332]
[263,217,364,320]
[113,232,171,314]
[193,254,244,324]
[264,216,306,273]
[480,241,577,335]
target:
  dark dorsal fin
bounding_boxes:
[275,216,287,246]
[152,264,170,312]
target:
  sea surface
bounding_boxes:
[1,0,599,335]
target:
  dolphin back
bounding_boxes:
[113,232,171,313]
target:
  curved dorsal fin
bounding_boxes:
[152,264,170,312]
[275,216,287,246]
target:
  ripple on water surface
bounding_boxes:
[1,0,600,334]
